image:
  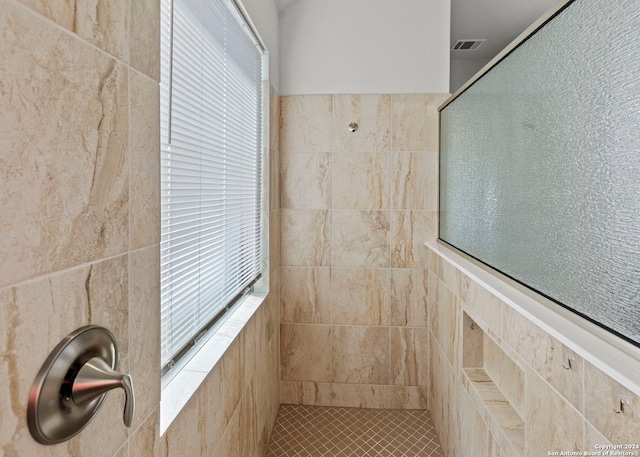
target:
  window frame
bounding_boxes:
[158,0,270,382]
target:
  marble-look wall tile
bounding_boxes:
[211,402,242,457]
[391,211,437,267]
[429,279,461,369]
[333,95,391,153]
[329,383,387,408]
[525,368,583,457]
[129,408,162,457]
[130,0,160,80]
[462,312,484,368]
[584,362,640,444]
[280,267,331,324]
[220,336,244,424]
[332,325,389,385]
[391,94,446,152]
[280,95,332,153]
[483,335,524,418]
[281,210,331,266]
[280,381,332,406]
[17,0,129,61]
[461,276,503,338]
[270,148,281,212]
[458,386,490,457]
[386,385,429,409]
[332,153,391,209]
[270,88,281,155]
[280,324,332,382]
[0,3,129,287]
[502,305,583,412]
[332,268,390,326]
[256,335,281,454]
[239,381,258,457]
[391,152,438,210]
[434,255,462,298]
[242,315,258,389]
[129,70,160,250]
[429,333,458,457]
[390,269,429,327]
[269,210,281,270]
[280,153,331,209]
[129,246,160,430]
[0,256,128,456]
[390,327,428,386]
[332,210,390,267]
[584,421,612,451]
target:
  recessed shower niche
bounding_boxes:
[462,312,525,455]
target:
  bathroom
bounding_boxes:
[1,0,639,456]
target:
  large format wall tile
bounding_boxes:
[280,152,331,209]
[332,152,390,209]
[502,305,584,412]
[391,210,437,267]
[129,70,160,250]
[332,325,389,385]
[390,269,429,327]
[0,255,129,456]
[130,0,160,79]
[333,95,391,153]
[281,324,332,382]
[280,381,332,406]
[281,210,331,266]
[0,2,129,287]
[332,210,390,267]
[280,95,332,153]
[584,362,640,444]
[279,94,443,409]
[16,0,129,61]
[390,327,428,386]
[391,94,445,152]
[429,280,462,367]
[525,368,583,456]
[280,267,331,324]
[392,152,438,210]
[129,246,160,430]
[331,268,390,326]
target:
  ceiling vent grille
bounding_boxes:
[451,39,486,51]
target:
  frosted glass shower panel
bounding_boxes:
[439,0,640,345]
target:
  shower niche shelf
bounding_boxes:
[462,312,525,456]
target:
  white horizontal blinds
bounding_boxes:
[160,0,264,368]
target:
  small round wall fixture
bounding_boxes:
[348,122,359,132]
[27,325,134,445]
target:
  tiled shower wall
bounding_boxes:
[279,94,448,408]
[427,249,640,456]
[0,1,280,455]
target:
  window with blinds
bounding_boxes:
[160,0,265,371]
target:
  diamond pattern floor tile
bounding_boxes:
[265,405,445,457]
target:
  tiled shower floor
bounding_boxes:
[265,404,445,457]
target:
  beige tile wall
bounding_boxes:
[427,249,640,456]
[0,1,280,455]
[279,94,448,408]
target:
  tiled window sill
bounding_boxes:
[159,291,267,434]
[426,241,640,397]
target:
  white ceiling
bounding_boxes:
[450,0,560,60]
[275,0,561,62]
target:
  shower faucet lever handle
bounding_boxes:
[72,356,135,427]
